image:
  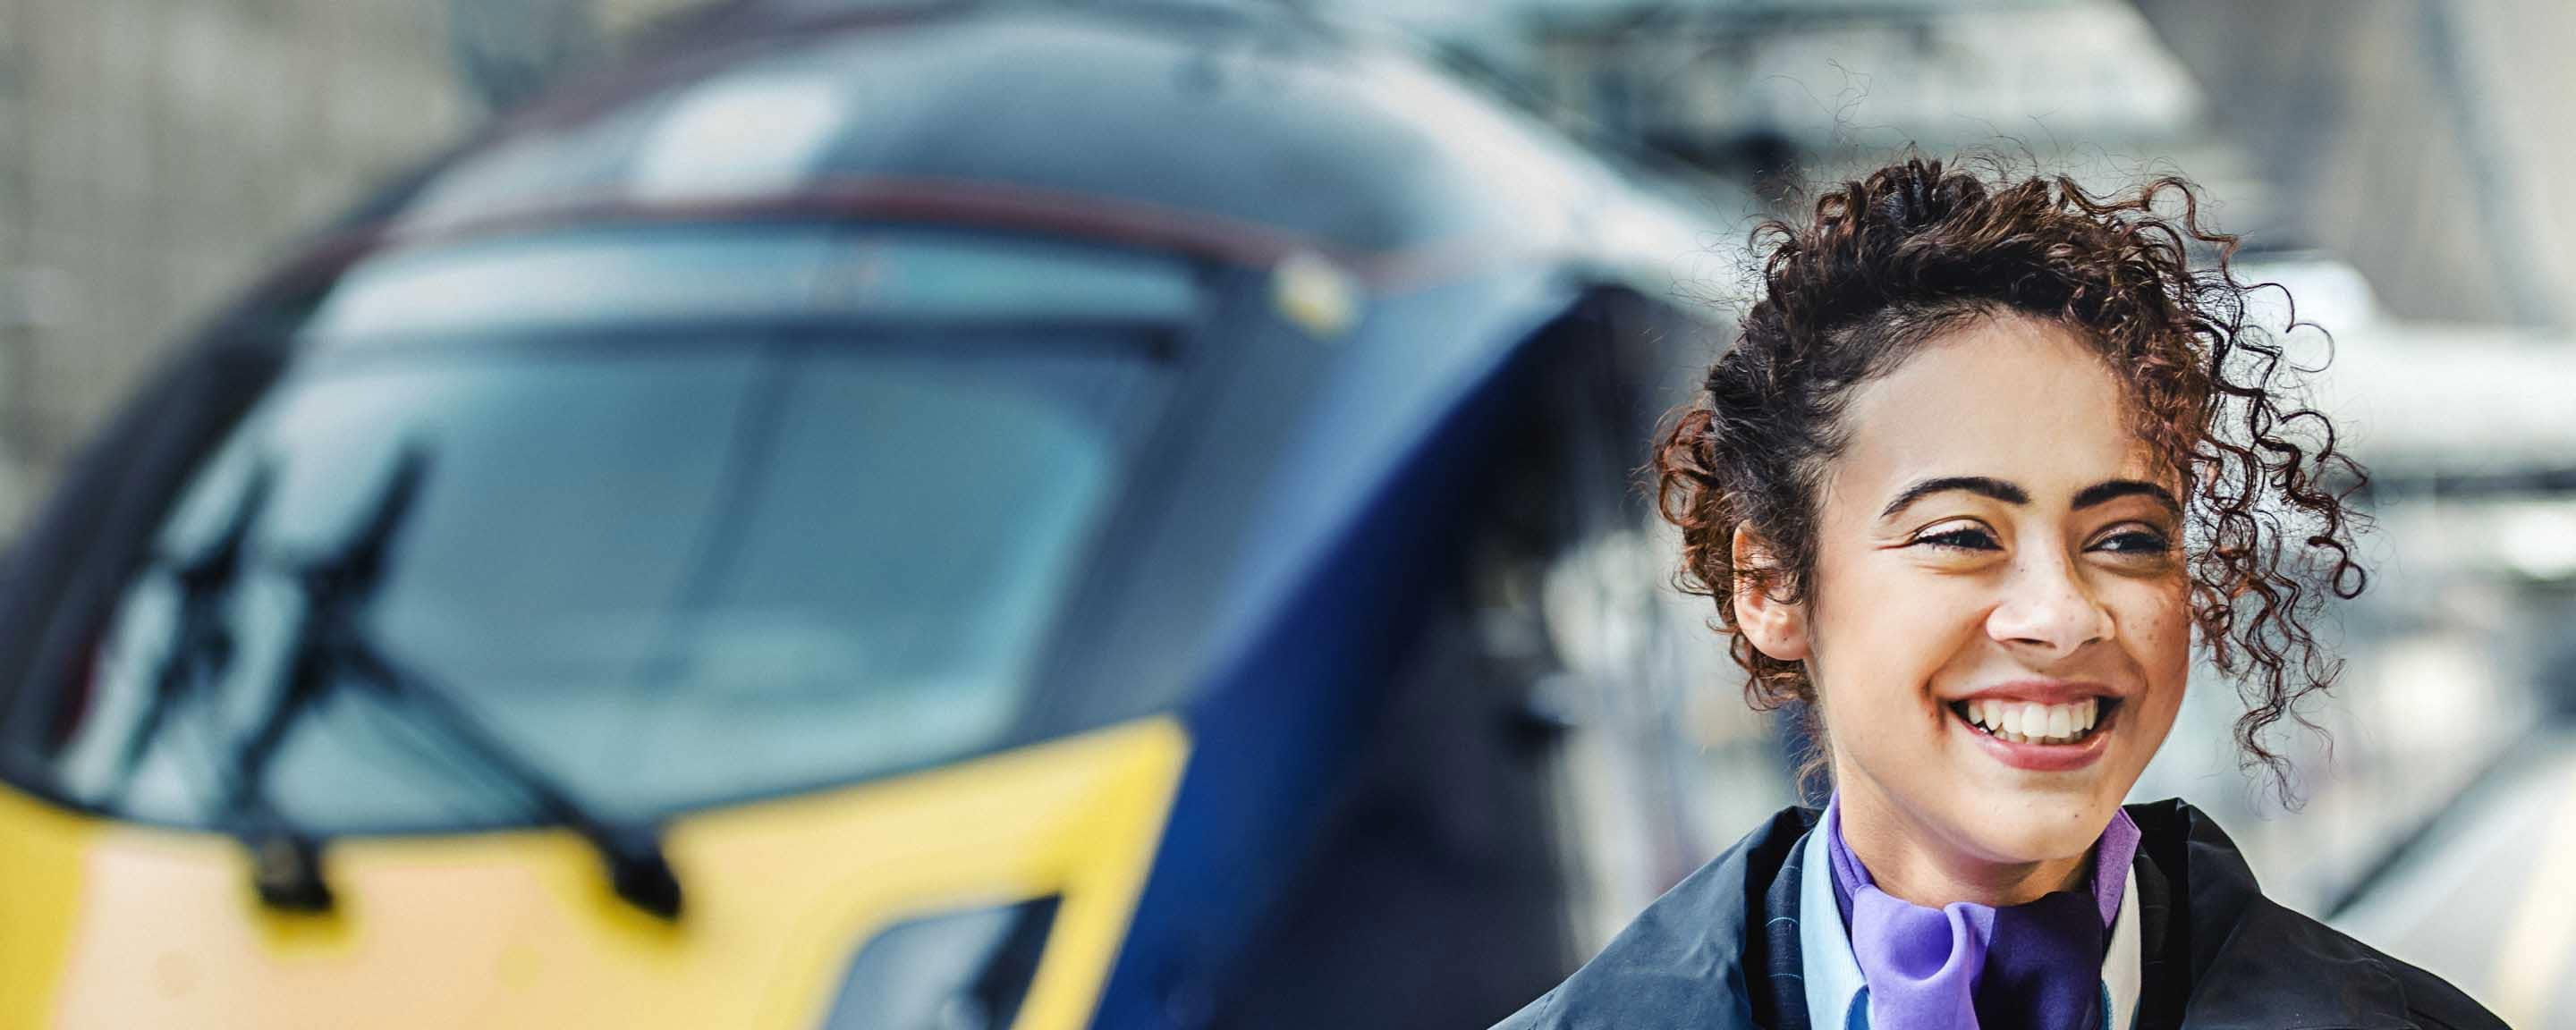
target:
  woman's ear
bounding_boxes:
[1731,521,1812,662]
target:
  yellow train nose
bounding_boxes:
[0,718,1186,1030]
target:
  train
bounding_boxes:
[0,3,1775,1026]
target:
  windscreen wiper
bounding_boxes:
[113,460,342,912]
[113,462,272,806]
[222,445,685,920]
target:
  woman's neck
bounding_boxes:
[1833,781,2090,909]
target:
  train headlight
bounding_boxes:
[818,896,1060,1030]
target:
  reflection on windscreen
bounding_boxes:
[55,341,1157,831]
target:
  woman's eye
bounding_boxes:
[2095,530,2171,555]
[1914,527,2001,551]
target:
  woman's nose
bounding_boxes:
[1986,553,2114,657]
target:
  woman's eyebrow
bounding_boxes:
[2072,478,2183,515]
[1878,476,2027,519]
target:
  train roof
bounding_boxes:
[358,0,1709,285]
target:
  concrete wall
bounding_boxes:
[0,0,470,539]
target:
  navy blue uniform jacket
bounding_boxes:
[1494,800,2505,1030]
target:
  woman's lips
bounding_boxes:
[1950,697,2118,772]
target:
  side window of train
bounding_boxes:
[1208,291,1800,1029]
[1216,291,1740,1026]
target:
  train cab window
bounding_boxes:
[39,227,1182,832]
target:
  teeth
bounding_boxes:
[1962,697,2106,744]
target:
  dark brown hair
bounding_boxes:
[1654,156,2367,798]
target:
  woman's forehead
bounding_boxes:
[1828,315,2169,511]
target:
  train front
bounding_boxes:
[0,5,1712,1028]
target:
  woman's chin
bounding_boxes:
[1945,794,2122,868]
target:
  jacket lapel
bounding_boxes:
[2126,800,2417,1030]
[1489,806,1815,1029]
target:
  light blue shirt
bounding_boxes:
[1795,815,2142,1030]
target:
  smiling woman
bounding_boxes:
[1494,158,2504,1029]
[1767,316,2195,908]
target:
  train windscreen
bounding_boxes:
[38,228,1183,831]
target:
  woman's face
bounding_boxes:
[1749,314,2191,882]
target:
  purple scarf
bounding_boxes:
[1826,802,2140,1030]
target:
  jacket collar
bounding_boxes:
[2124,799,2418,1030]
[1490,806,1813,1029]
[1496,800,2428,1030]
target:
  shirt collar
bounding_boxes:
[1799,813,1872,1030]
[1797,802,2142,1030]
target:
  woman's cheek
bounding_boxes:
[1875,596,1991,742]
[2116,579,2195,742]
[1823,570,1980,701]
[2129,580,2193,676]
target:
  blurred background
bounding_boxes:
[0,0,2571,1027]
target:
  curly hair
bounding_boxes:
[1654,156,2368,798]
